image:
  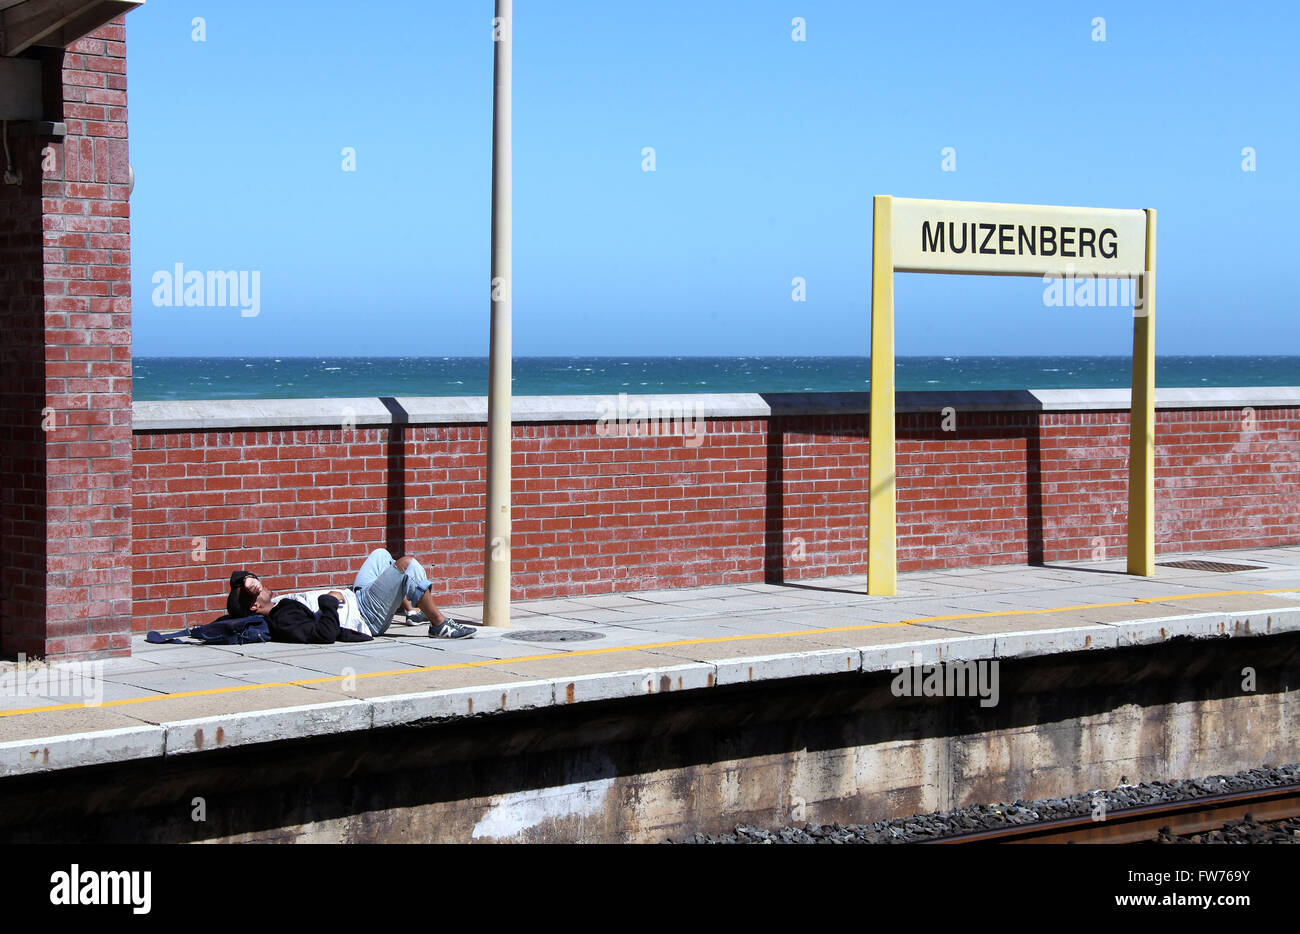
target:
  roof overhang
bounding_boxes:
[1,0,143,57]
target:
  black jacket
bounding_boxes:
[267,593,373,643]
[227,569,372,644]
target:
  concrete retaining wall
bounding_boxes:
[1,631,1295,842]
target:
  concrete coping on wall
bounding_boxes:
[132,386,1300,432]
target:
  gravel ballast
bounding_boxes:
[668,763,1300,844]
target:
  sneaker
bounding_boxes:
[404,610,430,624]
[429,618,476,639]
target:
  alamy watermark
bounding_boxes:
[596,393,706,448]
[1,654,105,706]
[890,659,999,707]
[1042,268,1140,309]
[50,865,150,914]
[151,263,261,317]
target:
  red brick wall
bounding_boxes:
[0,21,133,660]
[130,404,1300,634]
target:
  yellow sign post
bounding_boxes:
[868,196,1156,595]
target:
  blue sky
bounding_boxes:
[127,1,1298,357]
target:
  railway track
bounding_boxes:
[922,782,1300,844]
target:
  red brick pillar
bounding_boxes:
[0,20,133,660]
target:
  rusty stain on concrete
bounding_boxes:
[194,728,203,749]
[215,727,225,745]
[565,683,575,704]
[659,675,671,693]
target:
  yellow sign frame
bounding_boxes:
[868,195,1156,595]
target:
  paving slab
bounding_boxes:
[544,607,660,624]
[111,684,352,727]
[595,617,741,636]
[626,589,727,604]
[620,597,748,616]
[323,642,460,667]
[898,580,999,598]
[129,645,234,665]
[151,640,330,659]
[0,705,161,745]
[107,669,263,694]
[965,590,1128,610]
[596,601,722,620]
[262,650,431,678]
[641,634,862,664]
[370,679,556,725]
[572,593,669,609]
[187,660,353,686]
[575,603,695,622]
[388,635,578,662]
[341,665,537,699]
[922,611,1132,637]
[1234,569,1300,583]
[511,598,605,614]
[1029,602,1194,624]
[778,621,962,649]
[352,628,434,642]
[97,656,170,675]
[90,682,167,702]
[860,634,999,673]
[792,604,928,625]
[1137,594,1300,614]
[706,616,835,635]
[519,626,687,650]
[491,649,698,681]
[742,585,869,603]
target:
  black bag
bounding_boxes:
[146,614,272,645]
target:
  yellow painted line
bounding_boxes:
[1,586,1298,721]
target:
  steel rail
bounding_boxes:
[919,783,1300,844]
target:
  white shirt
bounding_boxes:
[272,587,368,635]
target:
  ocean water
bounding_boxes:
[131,356,1300,401]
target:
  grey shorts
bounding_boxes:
[353,564,409,636]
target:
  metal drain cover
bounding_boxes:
[1157,560,1266,573]
[504,629,604,643]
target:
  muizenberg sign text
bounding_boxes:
[921,220,1117,260]
[890,197,1147,278]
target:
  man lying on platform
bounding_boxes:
[229,548,477,643]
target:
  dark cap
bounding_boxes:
[227,570,260,617]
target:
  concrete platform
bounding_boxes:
[2,545,1299,778]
